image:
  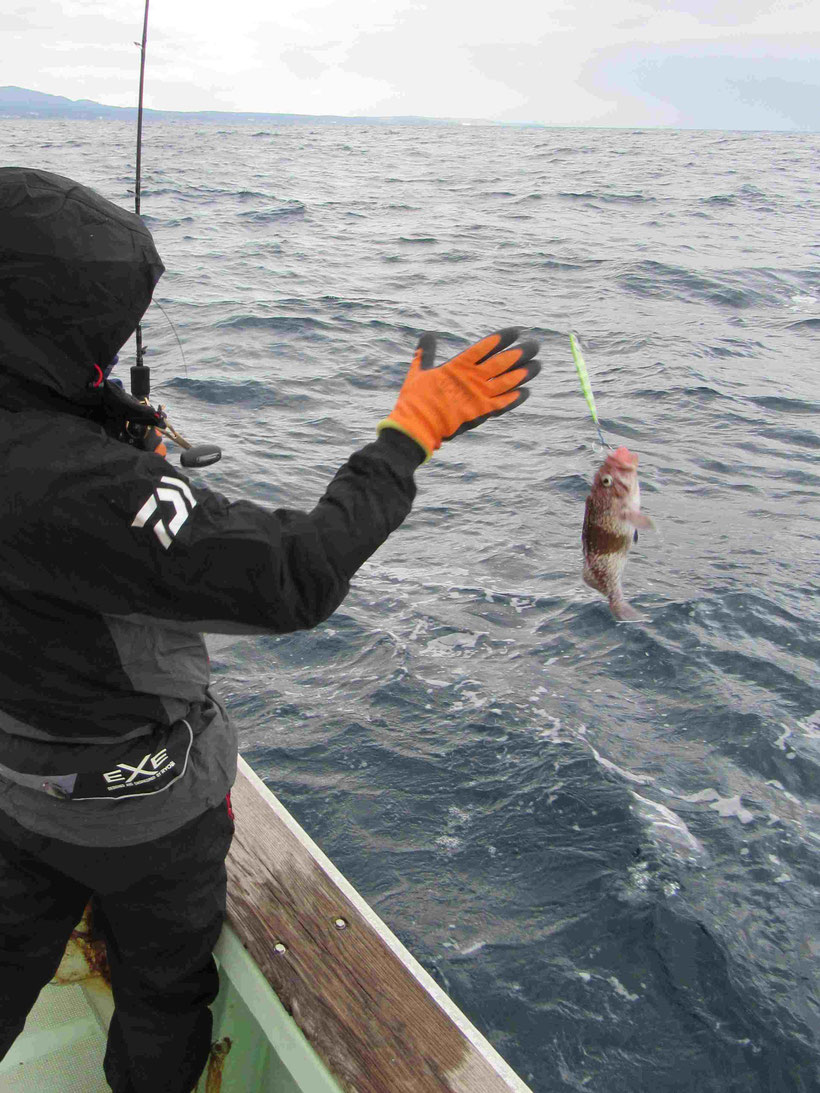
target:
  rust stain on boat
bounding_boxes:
[205,1037,232,1093]
[53,902,111,987]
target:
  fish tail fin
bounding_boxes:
[609,596,647,623]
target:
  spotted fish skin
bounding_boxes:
[582,446,654,621]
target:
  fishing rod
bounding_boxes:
[133,0,149,378]
[130,0,222,469]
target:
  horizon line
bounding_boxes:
[0,86,816,134]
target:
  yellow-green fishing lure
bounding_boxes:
[570,333,610,449]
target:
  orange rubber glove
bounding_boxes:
[377,327,540,460]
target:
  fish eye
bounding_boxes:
[601,474,613,487]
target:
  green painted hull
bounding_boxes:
[0,921,340,1093]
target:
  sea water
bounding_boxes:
[3,119,819,1092]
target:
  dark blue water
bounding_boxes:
[3,120,819,1091]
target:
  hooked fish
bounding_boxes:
[582,446,654,621]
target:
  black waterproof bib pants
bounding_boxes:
[0,799,233,1093]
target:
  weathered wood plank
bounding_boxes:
[226,756,533,1093]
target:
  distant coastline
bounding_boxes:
[0,85,511,127]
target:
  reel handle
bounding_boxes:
[181,444,222,469]
[162,419,223,468]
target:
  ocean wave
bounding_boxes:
[615,260,790,309]
[236,202,306,222]
[213,313,331,336]
[558,190,655,204]
[162,376,302,408]
[747,394,819,414]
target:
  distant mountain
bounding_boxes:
[0,86,469,126]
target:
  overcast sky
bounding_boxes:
[5,0,819,129]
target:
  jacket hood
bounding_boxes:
[0,167,164,410]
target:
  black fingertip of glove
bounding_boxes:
[448,385,534,440]
[494,325,522,346]
[518,358,542,385]
[509,385,532,408]
[496,340,541,375]
[415,332,438,368]
[514,338,540,365]
[490,384,532,418]
[475,326,521,364]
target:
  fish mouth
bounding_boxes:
[607,446,638,469]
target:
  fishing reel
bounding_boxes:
[106,361,222,469]
[123,411,222,469]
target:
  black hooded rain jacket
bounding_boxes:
[0,167,422,846]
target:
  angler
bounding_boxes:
[0,167,540,1092]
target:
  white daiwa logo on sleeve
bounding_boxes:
[131,475,197,549]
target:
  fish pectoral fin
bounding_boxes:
[633,529,638,544]
[624,509,655,531]
[609,597,647,623]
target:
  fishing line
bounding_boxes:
[151,298,189,379]
[570,333,612,451]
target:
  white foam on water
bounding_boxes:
[787,294,818,311]
[681,787,756,824]
[435,834,463,855]
[607,975,641,1002]
[682,789,721,803]
[575,970,640,1002]
[630,792,706,862]
[535,715,576,745]
[459,940,488,956]
[424,630,487,658]
[710,794,755,824]
[590,746,653,786]
[416,675,452,688]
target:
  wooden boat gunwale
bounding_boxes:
[225,755,533,1092]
